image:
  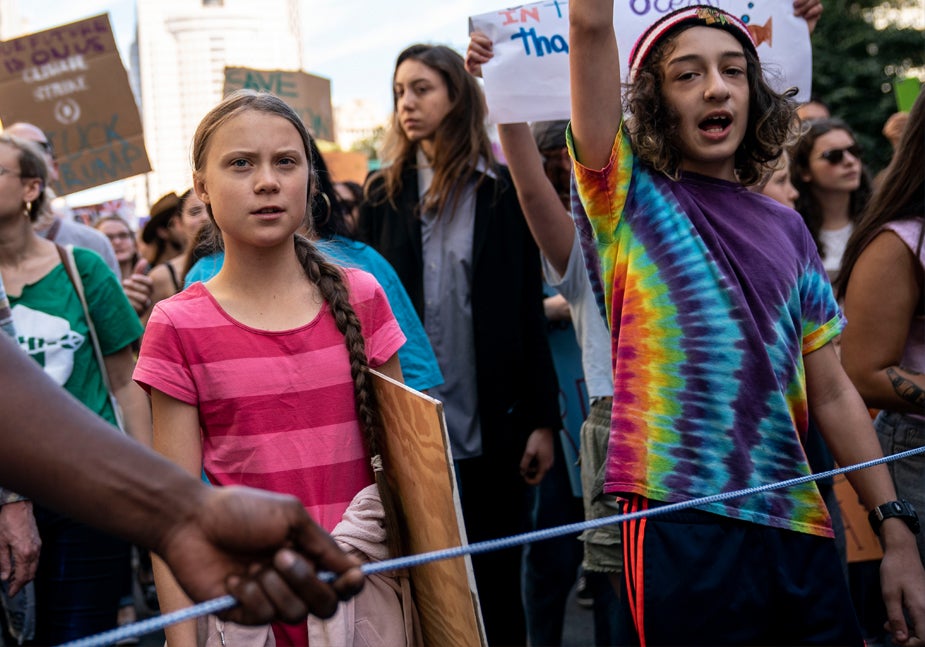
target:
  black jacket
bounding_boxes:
[358,164,561,454]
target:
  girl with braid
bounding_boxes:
[133,90,410,646]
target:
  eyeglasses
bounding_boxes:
[0,165,21,178]
[819,145,861,165]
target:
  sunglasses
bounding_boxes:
[819,145,861,165]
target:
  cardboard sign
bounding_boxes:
[371,370,486,647]
[323,150,369,184]
[470,0,813,123]
[224,67,335,142]
[0,14,151,196]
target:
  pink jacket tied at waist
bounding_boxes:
[308,484,423,647]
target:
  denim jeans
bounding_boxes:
[875,410,925,566]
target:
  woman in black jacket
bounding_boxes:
[358,43,561,647]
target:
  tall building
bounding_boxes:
[132,0,303,210]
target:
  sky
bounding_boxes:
[18,0,512,121]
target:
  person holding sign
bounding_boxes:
[134,90,411,647]
[357,43,561,647]
[567,2,924,645]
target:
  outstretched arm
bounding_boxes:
[569,0,622,170]
[0,333,363,625]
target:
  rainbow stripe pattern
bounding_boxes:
[568,126,844,537]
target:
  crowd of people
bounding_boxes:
[0,0,922,645]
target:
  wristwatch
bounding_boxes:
[868,499,921,536]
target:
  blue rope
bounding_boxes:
[58,445,925,647]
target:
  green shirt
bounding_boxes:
[10,248,142,428]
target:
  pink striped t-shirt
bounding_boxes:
[134,268,405,534]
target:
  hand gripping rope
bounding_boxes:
[59,446,925,647]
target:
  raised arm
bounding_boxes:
[569,0,623,170]
[465,32,575,275]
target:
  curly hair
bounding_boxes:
[790,118,872,262]
[623,25,799,186]
[369,43,495,217]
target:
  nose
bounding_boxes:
[704,70,731,102]
[254,165,280,193]
[397,91,414,113]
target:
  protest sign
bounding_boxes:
[323,149,369,184]
[470,0,812,123]
[0,14,151,196]
[224,67,335,142]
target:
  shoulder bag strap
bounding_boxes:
[56,244,123,429]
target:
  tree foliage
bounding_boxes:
[809,0,924,172]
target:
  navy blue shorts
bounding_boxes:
[617,495,864,646]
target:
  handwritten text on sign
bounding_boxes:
[469,0,811,123]
[0,14,151,195]
[224,67,335,142]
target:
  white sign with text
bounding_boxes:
[469,0,812,123]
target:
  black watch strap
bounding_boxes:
[868,499,921,536]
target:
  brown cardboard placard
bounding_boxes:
[371,370,486,647]
[0,14,151,196]
[223,67,335,142]
[323,150,369,184]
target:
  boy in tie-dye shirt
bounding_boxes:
[567,3,925,645]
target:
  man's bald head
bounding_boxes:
[3,122,57,182]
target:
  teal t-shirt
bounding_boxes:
[10,248,143,428]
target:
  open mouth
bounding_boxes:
[699,115,732,133]
[253,207,282,215]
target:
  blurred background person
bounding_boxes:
[2,122,120,279]
[837,91,924,567]
[791,117,872,282]
[144,189,208,323]
[334,180,363,236]
[0,134,148,643]
[139,191,184,270]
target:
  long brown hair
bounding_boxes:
[370,43,494,216]
[192,89,408,559]
[790,118,873,261]
[624,25,798,186]
[835,93,925,300]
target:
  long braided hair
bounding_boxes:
[192,89,408,560]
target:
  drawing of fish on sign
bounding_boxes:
[748,16,772,47]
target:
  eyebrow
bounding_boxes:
[665,50,746,69]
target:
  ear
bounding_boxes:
[22,178,43,203]
[194,176,209,204]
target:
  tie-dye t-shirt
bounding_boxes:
[568,126,844,537]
